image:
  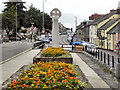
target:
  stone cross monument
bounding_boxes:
[50,8,61,47]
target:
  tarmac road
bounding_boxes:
[1,41,33,61]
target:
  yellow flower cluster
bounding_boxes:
[7,61,87,89]
[41,47,67,57]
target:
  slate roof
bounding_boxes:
[98,18,119,30]
[107,22,120,34]
[90,10,117,25]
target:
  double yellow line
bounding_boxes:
[0,48,32,65]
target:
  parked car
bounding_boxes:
[86,43,98,54]
[36,36,43,41]
[43,38,50,43]
[49,37,52,41]
[72,38,82,45]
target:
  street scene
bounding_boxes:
[0,0,120,89]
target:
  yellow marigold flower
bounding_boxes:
[8,87,11,89]
[77,80,80,83]
[44,84,47,87]
[31,84,34,87]
[37,74,40,77]
[66,85,69,87]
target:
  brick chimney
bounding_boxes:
[89,13,104,20]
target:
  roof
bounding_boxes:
[107,22,120,34]
[98,18,119,30]
[90,10,117,25]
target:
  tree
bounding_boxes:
[25,4,52,33]
[2,2,26,35]
[44,13,52,30]
[24,4,42,29]
[2,5,16,35]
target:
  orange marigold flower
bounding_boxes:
[35,86,38,88]
[23,84,26,87]
[46,81,49,83]
[53,79,55,83]
[70,77,73,80]
[65,75,68,78]
[13,86,16,88]
[58,84,60,86]
[33,81,36,84]
[19,85,22,88]
[34,62,37,65]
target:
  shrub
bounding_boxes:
[41,47,67,57]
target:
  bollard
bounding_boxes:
[104,53,106,63]
[101,51,102,61]
[118,58,120,63]
[112,56,114,68]
[72,45,73,51]
[116,63,120,79]
[62,44,63,48]
[108,54,110,65]
[95,50,97,58]
[98,50,99,60]
[93,49,95,57]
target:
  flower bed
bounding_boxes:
[7,61,87,89]
[41,47,68,57]
[33,47,73,64]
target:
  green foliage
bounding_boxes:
[2,5,16,31]
[2,2,26,35]
[2,3,52,35]
[25,4,52,32]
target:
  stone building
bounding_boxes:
[76,20,92,42]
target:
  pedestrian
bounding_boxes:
[70,37,73,45]
[85,45,87,51]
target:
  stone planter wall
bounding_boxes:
[33,56,73,64]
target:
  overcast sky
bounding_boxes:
[0,0,120,30]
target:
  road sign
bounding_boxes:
[42,30,45,34]
[115,41,120,50]
[30,24,34,30]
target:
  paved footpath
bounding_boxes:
[71,53,111,88]
[0,49,40,88]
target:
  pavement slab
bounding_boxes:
[71,53,111,88]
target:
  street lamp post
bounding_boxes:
[31,23,34,42]
[42,0,47,35]
[16,3,20,41]
[43,0,44,33]
[74,16,77,38]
